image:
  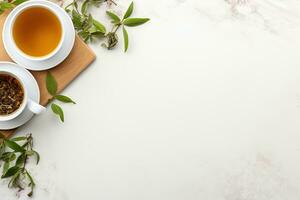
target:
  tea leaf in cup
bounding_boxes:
[0,74,25,116]
[51,103,64,122]
[46,72,57,96]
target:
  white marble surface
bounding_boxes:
[2,0,300,199]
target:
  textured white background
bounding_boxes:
[2,0,300,199]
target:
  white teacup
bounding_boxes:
[9,1,65,61]
[0,70,45,122]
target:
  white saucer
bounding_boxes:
[2,0,75,71]
[0,62,40,130]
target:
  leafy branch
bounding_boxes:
[46,72,76,122]
[65,0,107,43]
[0,132,40,197]
[0,0,27,14]
[66,1,150,52]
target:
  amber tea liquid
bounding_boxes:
[12,7,62,57]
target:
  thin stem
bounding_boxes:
[112,24,121,34]
[106,0,117,6]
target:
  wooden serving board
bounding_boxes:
[0,11,96,138]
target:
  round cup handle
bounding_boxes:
[27,99,46,114]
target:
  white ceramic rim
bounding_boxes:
[2,0,75,71]
[0,71,28,121]
[10,3,65,61]
[0,61,40,129]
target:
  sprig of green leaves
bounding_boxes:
[66,1,150,52]
[65,0,107,42]
[104,2,150,52]
[46,72,76,122]
[0,0,27,14]
[0,132,39,197]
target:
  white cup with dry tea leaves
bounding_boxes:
[0,70,45,122]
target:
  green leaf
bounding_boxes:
[8,171,20,188]
[46,72,57,96]
[122,26,129,52]
[0,2,13,9]
[93,19,106,34]
[88,26,98,33]
[2,166,20,178]
[106,11,120,24]
[0,152,16,162]
[12,0,27,5]
[73,0,78,11]
[2,161,9,174]
[123,2,134,19]
[123,18,150,27]
[25,150,39,164]
[54,95,76,104]
[8,153,16,162]
[0,145,4,158]
[4,140,25,152]
[79,30,90,42]
[81,0,89,14]
[86,14,94,30]
[11,136,27,142]
[71,10,83,30]
[15,153,26,167]
[33,150,40,164]
[51,103,64,122]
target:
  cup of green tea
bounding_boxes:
[10,2,64,61]
[0,71,45,122]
